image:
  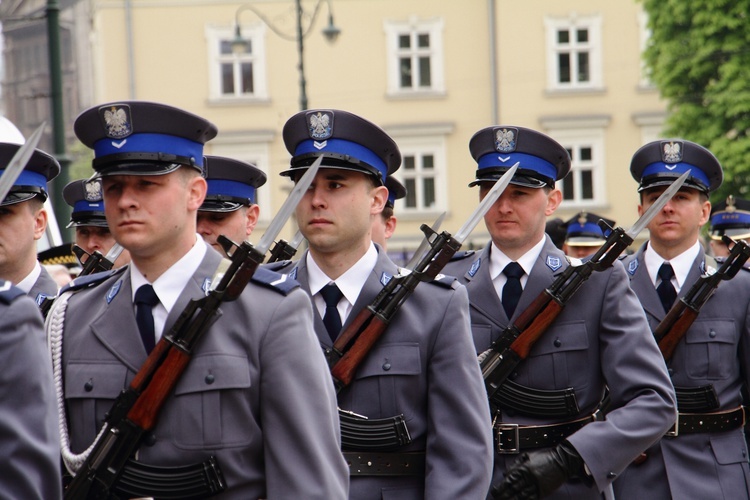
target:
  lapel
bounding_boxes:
[289,254,329,345]
[464,244,507,328]
[90,267,145,372]
[627,243,666,320]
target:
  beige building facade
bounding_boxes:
[1,0,666,262]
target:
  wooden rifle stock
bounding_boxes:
[509,298,565,359]
[653,236,750,362]
[64,236,262,499]
[326,223,462,394]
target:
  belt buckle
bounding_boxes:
[495,423,520,454]
[665,412,680,437]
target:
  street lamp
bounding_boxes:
[232,0,340,111]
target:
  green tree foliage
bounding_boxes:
[642,0,750,202]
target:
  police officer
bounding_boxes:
[63,178,131,268]
[0,143,60,303]
[0,280,62,498]
[197,155,266,256]
[708,195,750,258]
[38,244,81,287]
[371,175,406,249]
[48,101,348,498]
[442,125,676,499]
[614,140,750,499]
[562,211,615,259]
[275,108,493,499]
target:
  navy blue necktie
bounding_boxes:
[657,263,677,313]
[320,283,343,342]
[135,284,159,354]
[502,262,524,319]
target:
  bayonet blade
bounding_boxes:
[453,164,518,244]
[104,242,124,263]
[255,156,323,255]
[288,229,305,250]
[0,122,45,203]
[405,211,446,270]
[626,170,690,239]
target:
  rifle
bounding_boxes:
[63,157,322,499]
[267,230,304,263]
[480,171,690,403]
[655,235,750,361]
[326,165,518,393]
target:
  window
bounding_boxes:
[386,129,450,215]
[384,17,445,96]
[205,24,268,103]
[637,9,654,88]
[542,117,609,207]
[544,14,602,91]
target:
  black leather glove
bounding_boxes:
[490,440,585,500]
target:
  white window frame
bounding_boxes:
[384,16,445,97]
[204,131,273,225]
[544,14,603,91]
[387,133,448,217]
[205,23,268,104]
[542,117,609,208]
[637,9,654,89]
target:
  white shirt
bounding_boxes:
[16,261,42,293]
[644,240,701,293]
[307,242,378,325]
[130,235,207,343]
[488,236,546,300]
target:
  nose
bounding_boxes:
[308,183,327,208]
[196,217,211,236]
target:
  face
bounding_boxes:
[197,205,259,256]
[371,213,397,248]
[638,187,710,253]
[102,169,206,262]
[75,225,131,267]
[563,243,602,259]
[709,238,730,258]
[295,168,387,257]
[480,182,561,259]
[0,199,47,281]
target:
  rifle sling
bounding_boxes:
[114,456,226,499]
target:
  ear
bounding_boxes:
[186,175,207,211]
[699,199,711,227]
[245,204,260,236]
[33,206,48,241]
[371,185,388,216]
[637,203,644,218]
[384,215,397,240]
[545,188,562,216]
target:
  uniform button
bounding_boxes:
[382,360,391,371]
[144,433,157,446]
[554,338,562,347]
[709,330,717,338]
[205,374,215,384]
[607,471,617,479]
[84,379,94,392]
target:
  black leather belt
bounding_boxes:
[343,451,425,476]
[666,406,746,437]
[494,413,597,454]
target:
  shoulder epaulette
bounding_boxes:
[428,273,460,289]
[449,250,475,262]
[0,280,27,304]
[250,267,300,295]
[262,260,294,273]
[59,267,125,294]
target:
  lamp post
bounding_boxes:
[232,0,341,111]
[46,0,71,240]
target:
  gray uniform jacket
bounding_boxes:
[442,237,676,499]
[274,245,493,499]
[58,246,349,499]
[614,243,750,499]
[30,264,58,304]
[0,281,61,499]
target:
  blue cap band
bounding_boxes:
[294,138,387,182]
[477,152,557,181]
[1,169,48,190]
[73,200,104,214]
[206,179,255,204]
[567,221,603,237]
[711,211,750,228]
[93,133,204,166]
[642,162,710,189]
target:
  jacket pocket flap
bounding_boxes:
[531,321,589,356]
[354,343,421,379]
[174,354,251,395]
[685,319,735,344]
[65,362,129,399]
